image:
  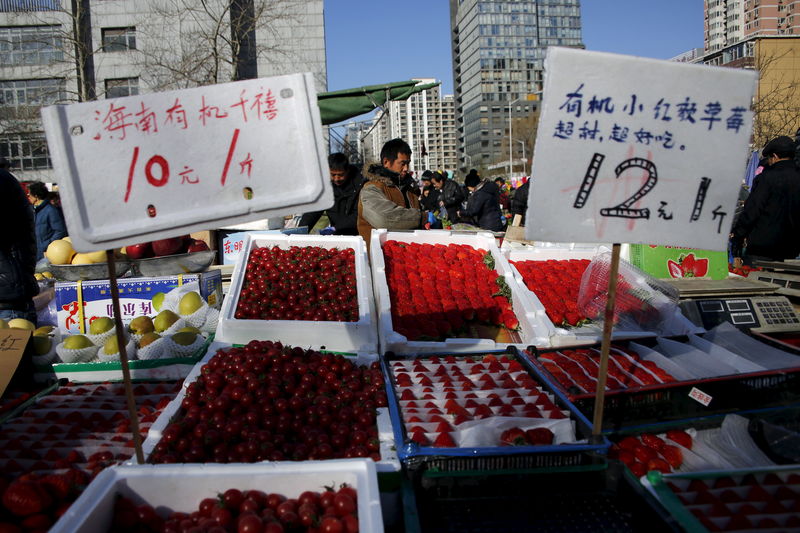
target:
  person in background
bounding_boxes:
[418,171,441,212]
[357,138,426,246]
[510,178,530,226]
[27,181,67,261]
[0,158,39,323]
[299,152,365,236]
[431,171,465,223]
[494,177,511,211]
[731,136,800,267]
[459,173,504,232]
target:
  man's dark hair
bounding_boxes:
[762,136,796,159]
[431,172,445,184]
[421,170,434,181]
[380,138,411,164]
[328,152,349,172]
[494,177,505,185]
[28,181,50,200]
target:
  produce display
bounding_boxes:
[609,430,692,477]
[535,347,676,394]
[124,236,210,260]
[148,341,387,464]
[388,353,574,448]
[0,381,180,531]
[234,246,359,322]
[382,241,519,341]
[111,484,360,533]
[662,471,800,531]
[511,258,590,327]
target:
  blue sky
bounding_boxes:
[325,1,704,95]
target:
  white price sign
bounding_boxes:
[41,73,332,252]
[526,48,757,251]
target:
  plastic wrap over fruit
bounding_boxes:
[577,251,679,335]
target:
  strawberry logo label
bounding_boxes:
[667,253,709,278]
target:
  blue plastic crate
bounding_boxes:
[382,347,608,473]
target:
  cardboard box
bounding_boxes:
[54,270,222,335]
[628,244,728,280]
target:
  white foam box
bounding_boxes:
[51,460,383,533]
[139,346,400,474]
[216,234,378,352]
[370,229,551,353]
[503,244,655,346]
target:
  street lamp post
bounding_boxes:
[508,97,521,178]
[515,139,526,176]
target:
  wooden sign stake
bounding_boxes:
[591,242,621,440]
[105,250,145,464]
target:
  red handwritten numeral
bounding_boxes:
[221,128,240,186]
[124,148,170,202]
[124,146,140,203]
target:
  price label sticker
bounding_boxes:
[526,48,757,251]
[689,386,713,407]
[42,73,332,252]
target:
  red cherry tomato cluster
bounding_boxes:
[499,427,554,446]
[112,484,359,533]
[512,259,590,327]
[729,263,763,277]
[235,246,359,322]
[382,241,518,341]
[149,341,387,464]
[610,430,692,477]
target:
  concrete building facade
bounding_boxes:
[0,0,326,182]
[705,0,800,53]
[449,0,582,174]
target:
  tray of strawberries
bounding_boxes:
[644,466,800,532]
[381,347,608,473]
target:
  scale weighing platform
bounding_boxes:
[680,295,800,333]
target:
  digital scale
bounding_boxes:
[680,295,800,333]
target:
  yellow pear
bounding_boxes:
[32,335,52,356]
[0,319,7,329]
[8,318,35,331]
[41,272,53,279]
[34,325,54,336]
[178,292,203,315]
[153,310,180,333]
[62,236,72,243]
[34,273,44,281]
[45,239,75,265]
[139,332,161,348]
[85,250,107,263]
[71,253,94,265]
[89,317,114,335]
[177,326,202,335]
[171,331,199,346]
[151,292,166,312]
[128,316,155,335]
[63,334,94,350]
[103,336,120,355]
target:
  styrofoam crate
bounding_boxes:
[371,229,552,353]
[216,233,378,352]
[139,345,399,473]
[503,245,661,346]
[51,460,382,533]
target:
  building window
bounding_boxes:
[0,78,66,107]
[0,132,51,170]
[0,0,60,11]
[0,25,63,65]
[105,77,139,98]
[102,27,136,52]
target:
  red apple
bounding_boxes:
[152,237,184,257]
[125,242,153,260]
[187,239,210,253]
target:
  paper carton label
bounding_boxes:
[689,386,712,406]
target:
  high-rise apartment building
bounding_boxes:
[705,0,800,53]
[449,0,582,174]
[363,79,458,174]
[0,0,326,182]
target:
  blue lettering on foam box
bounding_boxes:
[54,270,222,335]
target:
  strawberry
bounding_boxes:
[2,480,52,517]
[639,433,665,451]
[524,427,554,445]
[499,427,528,446]
[645,458,671,474]
[617,436,640,451]
[433,432,456,448]
[659,444,683,469]
[665,429,692,449]
[628,461,647,477]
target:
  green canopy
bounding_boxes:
[317,80,441,125]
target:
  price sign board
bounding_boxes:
[526,48,757,251]
[41,73,332,252]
